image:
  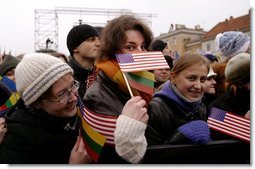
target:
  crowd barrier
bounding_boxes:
[142,139,250,164]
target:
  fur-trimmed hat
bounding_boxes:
[215,31,250,58]
[0,54,20,76]
[150,40,167,52]
[66,24,98,56]
[15,53,73,106]
[207,67,217,78]
[225,53,250,83]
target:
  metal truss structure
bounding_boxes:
[34,7,157,51]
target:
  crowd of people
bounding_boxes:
[0,14,250,164]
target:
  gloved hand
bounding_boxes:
[177,120,211,145]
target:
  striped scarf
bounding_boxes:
[95,59,152,104]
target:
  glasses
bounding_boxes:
[47,80,80,104]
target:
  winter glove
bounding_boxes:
[177,120,211,145]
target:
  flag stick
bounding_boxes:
[122,72,134,97]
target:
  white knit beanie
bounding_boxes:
[215,31,250,59]
[15,53,73,106]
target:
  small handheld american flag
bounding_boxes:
[115,51,169,72]
[207,107,250,142]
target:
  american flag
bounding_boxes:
[115,51,169,72]
[78,97,117,145]
[207,107,250,142]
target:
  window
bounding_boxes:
[207,43,211,51]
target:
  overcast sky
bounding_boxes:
[0,0,251,56]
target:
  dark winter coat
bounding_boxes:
[145,81,207,145]
[0,101,79,164]
[83,71,130,163]
[208,86,250,117]
[68,55,93,99]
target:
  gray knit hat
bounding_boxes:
[0,54,20,76]
[225,53,250,83]
[15,53,73,106]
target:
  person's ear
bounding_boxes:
[73,48,79,54]
[170,72,176,84]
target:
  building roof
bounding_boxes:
[202,11,250,41]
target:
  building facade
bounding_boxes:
[156,11,250,57]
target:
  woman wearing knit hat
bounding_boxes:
[83,15,152,163]
[209,53,250,118]
[0,53,91,164]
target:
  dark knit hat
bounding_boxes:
[225,53,250,83]
[150,40,167,52]
[0,55,20,76]
[164,55,173,69]
[66,24,99,56]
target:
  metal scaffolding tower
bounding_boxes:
[34,7,157,51]
[34,9,58,52]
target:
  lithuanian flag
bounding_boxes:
[77,97,106,162]
[125,71,154,96]
[115,52,169,97]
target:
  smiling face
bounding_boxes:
[171,63,208,101]
[35,73,78,118]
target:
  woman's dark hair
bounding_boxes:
[98,15,153,61]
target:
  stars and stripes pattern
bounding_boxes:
[207,107,250,142]
[78,97,117,145]
[115,51,169,72]
[82,106,117,145]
